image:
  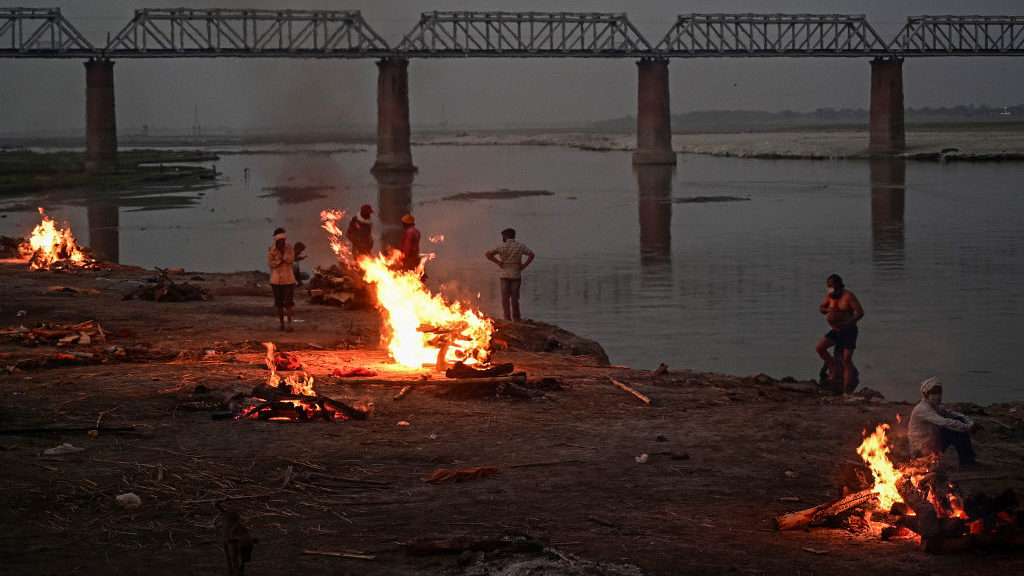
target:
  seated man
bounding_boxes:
[908,377,985,468]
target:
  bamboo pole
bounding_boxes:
[609,378,651,404]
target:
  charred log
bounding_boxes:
[774,489,877,531]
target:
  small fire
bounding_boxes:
[237,342,345,421]
[857,423,903,510]
[856,424,978,523]
[263,341,314,397]
[25,207,92,270]
[320,208,493,369]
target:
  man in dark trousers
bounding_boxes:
[486,228,535,322]
[267,227,296,332]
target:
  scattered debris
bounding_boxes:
[123,268,211,302]
[332,366,377,377]
[115,493,142,509]
[42,443,84,455]
[421,466,498,484]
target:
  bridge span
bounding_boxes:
[3,8,1023,171]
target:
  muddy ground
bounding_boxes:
[1,262,1022,576]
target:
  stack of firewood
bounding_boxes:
[307,264,371,308]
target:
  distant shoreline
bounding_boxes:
[4,122,1024,162]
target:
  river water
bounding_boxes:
[3,143,1023,405]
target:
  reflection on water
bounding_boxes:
[2,145,1022,405]
[374,169,414,251]
[870,157,905,269]
[86,201,119,263]
[635,164,673,265]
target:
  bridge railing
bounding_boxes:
[0,7,95,57]
[104,8,391,57]
[892,15,1024,55]
[656,13,890,57]
[395,11,654,57]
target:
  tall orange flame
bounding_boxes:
[320,208,493,369]
[26,207,90,269]
[856,424,904,510]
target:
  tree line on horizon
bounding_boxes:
[590,103,1024,130]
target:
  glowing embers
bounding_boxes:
[235,343,369,422]
[25,207,95,270]
[319,209,494,370]
[776,424,1024,553]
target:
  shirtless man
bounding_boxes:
[815,274,864,394]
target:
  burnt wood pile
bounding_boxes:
[775,463,1024,553]
[122,268,210,302]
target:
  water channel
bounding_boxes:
[3,143,1022,405]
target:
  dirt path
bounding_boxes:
[1,262,1022,575]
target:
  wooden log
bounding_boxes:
[405,535,545,556]
[336,374,526,387]
[774,489,876,531]
[435,339,451,372]
[609,378,651,404]
[896,476,947,539]
[923,528,1024,554]
[302,550,375,560]
[0,425,137,435]
[445,362,515,378]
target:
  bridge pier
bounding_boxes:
[869,57,905,156]
[633,58,676,166]
[84,58,118,173]
[372,57,417,173]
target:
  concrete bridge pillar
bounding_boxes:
[869,57,905,156]
[373,57,416,173]
[84,58,118,173]
[373,169,415,251]
[633,58,676,166]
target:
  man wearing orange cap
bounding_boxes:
[346,204,374,258]
[399,213,421,272]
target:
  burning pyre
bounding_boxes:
[235,342,368,422]
[320,209,494,370]
[23,207,95,270]
[776,423,1024,553]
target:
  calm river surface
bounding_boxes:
[4,144,1023,405]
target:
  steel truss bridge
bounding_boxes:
[2,8,1023,59]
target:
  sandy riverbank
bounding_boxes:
[1,262,1022,575]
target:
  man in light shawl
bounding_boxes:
[908,377,986,468]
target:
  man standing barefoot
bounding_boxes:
[815,273,864,394]
[268,227,297,332]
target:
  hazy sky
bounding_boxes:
[2,0,1023,134]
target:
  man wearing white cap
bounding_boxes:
[908,377,985,468]
[268,227,297,332]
